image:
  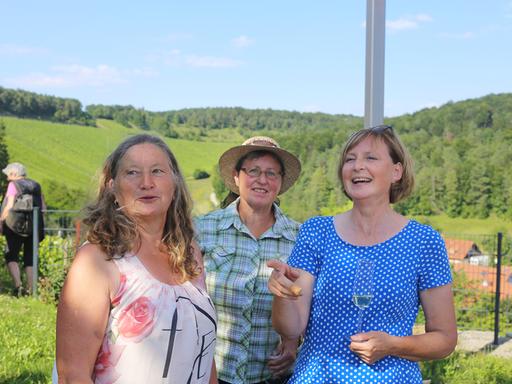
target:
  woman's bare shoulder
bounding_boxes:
[71,243,117,279]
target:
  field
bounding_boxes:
[3,117,235,208]
[3,116,512,229]
[414,214,512,237]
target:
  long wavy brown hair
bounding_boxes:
[82,134,199,282]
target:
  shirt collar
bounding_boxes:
[217,197,297,241]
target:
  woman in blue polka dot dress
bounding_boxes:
[268,126,457,383]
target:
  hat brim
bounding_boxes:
[219,144,301,195]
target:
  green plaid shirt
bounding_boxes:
[195,199,300,384]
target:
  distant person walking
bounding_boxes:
[0,162,46,297]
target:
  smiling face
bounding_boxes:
[234,153,283,210]
[341,136,403,203]
[111,143,176,220]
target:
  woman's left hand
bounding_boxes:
[267,338,298,378]
[349,331,394,365]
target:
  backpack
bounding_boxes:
[5,179,38,237]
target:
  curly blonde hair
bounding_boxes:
[82,134,199,282]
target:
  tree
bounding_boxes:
[211,165,229,203]
[0,120,9,195]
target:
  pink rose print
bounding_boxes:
[94,338,125,384]
[117,296,156,342]
[111,274,127,307]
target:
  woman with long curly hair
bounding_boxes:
[56,134,217,383]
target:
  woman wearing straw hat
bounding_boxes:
[195,136,302,384]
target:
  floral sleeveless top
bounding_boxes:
[93,253,217,384]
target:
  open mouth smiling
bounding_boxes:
[352,177,372,184]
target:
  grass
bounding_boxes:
[413,214,512,237]
[0,295,55,384]
[188,177,218,216]
[5,116,512,226]
[3,116,235,205]
[1,292,510,384]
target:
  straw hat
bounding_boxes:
[219,136,301,195]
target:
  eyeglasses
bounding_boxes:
[369,124,394,133]
[240,167,282,180]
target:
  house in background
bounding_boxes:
[444,236,512,298]
[444,237,491,266]
[452,263,512,298]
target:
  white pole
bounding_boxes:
[364,0,386,128]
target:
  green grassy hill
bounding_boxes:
[3,116,236,214]
[3,116,512,234]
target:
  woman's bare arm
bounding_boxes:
[268,260,315,340]
[56,244,118,383]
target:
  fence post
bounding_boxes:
[494,232,503,345]
[32,207,40,298]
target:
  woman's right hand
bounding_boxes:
[267,259,302,299]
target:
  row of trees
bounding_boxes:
[86,104,362,138]
[0,87,94,125]
[2,85,512,221]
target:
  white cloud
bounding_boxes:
[185,55,243,68]
[439,31,474,39]
[386,19,417,30]
[415,14,433,22]
[385,14,433,31]
[0,43,48,55]
[145,49,243,68]
[3,64,156,88]
[232,35,254,48]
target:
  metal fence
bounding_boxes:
[30,210,512,342]
[32,209,81,301]
[441,232,512,344]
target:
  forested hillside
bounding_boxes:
[277,94,512,221]
[0,86,93,125]
[1,86,511,224]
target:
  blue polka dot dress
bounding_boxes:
[287,216,452,384]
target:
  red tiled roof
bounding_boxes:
[453,263,512,297]
[443,237,477,261]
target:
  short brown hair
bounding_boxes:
[337,125,415,204]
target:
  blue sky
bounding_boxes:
[1,1,511,117]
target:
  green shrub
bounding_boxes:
[421,351,512,384]
[445,353,512,383]
[37,235,75,304]
[193,169,210,179]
